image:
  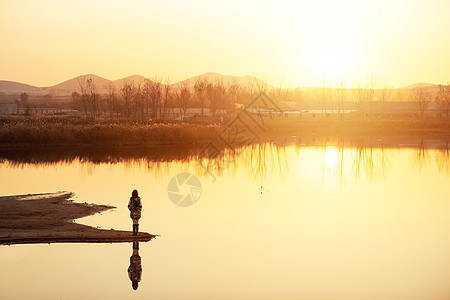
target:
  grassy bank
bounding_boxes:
[0,115,221,146]
[1,115,450,147]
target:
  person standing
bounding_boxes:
[128,189,142,236]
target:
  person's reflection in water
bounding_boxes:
[128,241,142,290]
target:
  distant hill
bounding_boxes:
[112,75,147,89]
[400,83,436,89]
[46,74,149,94]
[0,73,259,95]
[0,80,39,92]
[1,73,444,98]
[172,72,255,89]
[48,74,112,93]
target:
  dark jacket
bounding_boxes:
[128,197,142,219]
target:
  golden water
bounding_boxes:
[1,144,450,299]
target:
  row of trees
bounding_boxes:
[315,77,394,115]
[71,76,299,119]
[410,84,450,117]
[317,79,450,117]
[71,75,450,119]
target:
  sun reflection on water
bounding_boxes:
[324,146,339,169]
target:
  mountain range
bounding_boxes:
[0,72,439,96]
[0,72,257,95]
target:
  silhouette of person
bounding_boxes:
[128,241,142,290]
[128,189,142,235]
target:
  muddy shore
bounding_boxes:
[0,192,155,246]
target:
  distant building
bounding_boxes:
[17,107,78,115]
[164,108,227,119]
[0,102,18,115]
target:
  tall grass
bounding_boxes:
[0,115,221,146]
[1,115,449,147]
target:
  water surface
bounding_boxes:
[1,144,450,299]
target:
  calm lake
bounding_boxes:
[1,143,450,299]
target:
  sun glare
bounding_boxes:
[324,146,339,169]
[293,0,360,81]
[316,48,356,79]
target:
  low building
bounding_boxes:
[0,103,18,115]
[18,107,63,115]
[165,108,227,119]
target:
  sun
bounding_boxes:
[289,0,360,82]
[315,48,356,79]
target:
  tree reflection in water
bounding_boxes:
[411,139,450,175]
[435,141,450,174]
[317,139,390,188]
[351,144,389,183]
[1,139,449,184]
[412,139,430,172]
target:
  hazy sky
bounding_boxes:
[1,0,449,87]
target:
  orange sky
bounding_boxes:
[1,0,449,88]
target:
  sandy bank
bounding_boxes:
[0,192,156,246]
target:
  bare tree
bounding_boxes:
[162,77,173,118]
[142,79,152,118]
[238,84,255,107]
[121,81,133,117]
[334,78,346,116]
[194,77,208,116]
[353,80,364,114]
[364,76,376,115]
[353,77,376,116]
[411,87,431,117]
[205,82,216,117]
[20,92,29,107]
[435,84,450,118]
[252,73,269,94]
[154,76,165,118]
[77,77,89,116]
[176,82,190,119]
[105,83,117,117]
[205,80,227,118]
[87,78,100,117]
[319,82,332,114]
[227,78,240,113]
[378,81,393,115]
[77,77,100,117]
[71,91,83,113]
[272,78,284,103]
[272,78,293,106]
[143,77,162,118]
[214,80,227,115]
[132,83,145,119]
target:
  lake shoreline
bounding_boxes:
[0,192,156,246]
[1,115,450,148]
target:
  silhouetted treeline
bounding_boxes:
[69,76,304,119]
[10,76,449,119]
